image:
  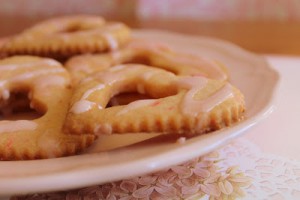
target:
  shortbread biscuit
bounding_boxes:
[65,39,228,85]
[64,64,244,136]
[0,15,131,59]
[0,56,95,160]
[0,37,8,58]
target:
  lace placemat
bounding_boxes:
[12,138,300,200]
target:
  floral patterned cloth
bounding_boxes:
[13,137,300,200]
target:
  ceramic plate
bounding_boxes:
[0,30,279,196]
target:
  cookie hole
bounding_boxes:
[107,92,154,107]
[0,90,45,121]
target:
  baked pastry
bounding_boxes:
[64,64,245,136]
[65,39,228,85]
[0,15,131,59]
[0,56,94,160]
[0,15,246,161]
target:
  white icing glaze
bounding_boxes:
[95,65,139,85]
[108,65,126,72]
[96,72,122,86]
[117,99,157,116]
[142,71,159,81]
[179,77,208,116]
[0,59,59,71]
[0,68,65,88]
[70,100,97,114]
[0,63,32,71]
[0,120,37,133]
[82,84,105,100]
[183,82,234,116]
[72,65,171,116]
[70,83,105,114]
[196,83,234,112]
[35,75,66,89]
[80,76,94,84]
[178,76,208,89]
[68,58,93,73]
[102,33,118,51]
[99,23,125,51]
[29,101,34,109]
[71,69,130,114]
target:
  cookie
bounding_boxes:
[0,15,131,59]
[64,64,244,136]
[0,56,95,160]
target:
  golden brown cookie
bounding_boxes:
[0,37,8,58]
[64,64,244,136]
[65,39,228,85]
[0,15,131,59]
[0,56,95,160]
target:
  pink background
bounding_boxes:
[1,0,300,21]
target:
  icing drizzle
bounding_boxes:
[0,59,59,71]
[0,120,37,134]
[102,33,118,51]
[181,79,234,116]
[71,66,234,119]
[101,23,124,51]
[70,84,105,114]
[0,68,65,89]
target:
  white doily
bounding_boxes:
[13,138,300,200]
[217,138,300,200]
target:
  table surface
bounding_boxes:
[1,16,300,55]
[245,56,300,160]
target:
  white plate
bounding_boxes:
[0,30,279,196]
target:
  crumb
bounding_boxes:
[177,137,186,144]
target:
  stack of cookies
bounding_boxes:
[0,15,245,161]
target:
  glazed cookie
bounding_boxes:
[0,37,8,58]
[65,39,227,85]
[0,56,95,160]
[64,64,245,136]
[0,15,131,59]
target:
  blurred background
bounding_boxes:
[0,0,299,55]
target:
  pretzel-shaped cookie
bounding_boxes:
[0,56,94,160]
[64,64,244,136]
[0,15,131,59]
[65,39,228,85]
